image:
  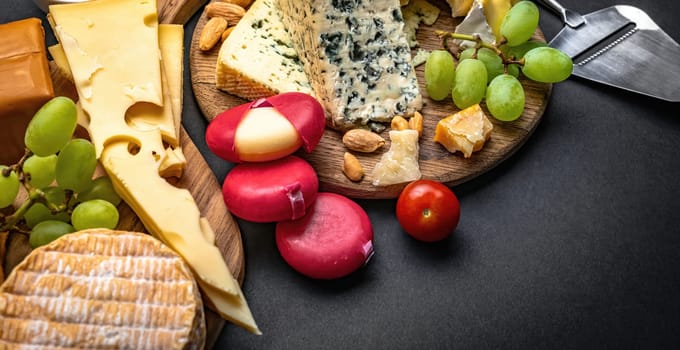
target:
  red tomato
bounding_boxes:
[396,180,460,242]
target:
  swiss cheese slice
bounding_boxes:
[101,138,260,335]
[49,0,164,157]
[48,0,259,334]
[0,229,206,349]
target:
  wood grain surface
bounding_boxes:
[2,1,238,348]
[190,0,552,199]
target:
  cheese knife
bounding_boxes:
[537,0,680,102]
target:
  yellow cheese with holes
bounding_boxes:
[49,24,187,177]
[50,0,164,157]
[49,0,259,334]
[101,139,260,335]
[234,107,303,162]
[434,104,493,158]
[160,24,184,139]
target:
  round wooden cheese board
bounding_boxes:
[189,0,552,199]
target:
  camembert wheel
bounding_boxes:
[0,229,206,350]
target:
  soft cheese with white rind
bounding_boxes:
[216,0,313,100]
[0,229,206,349]
[277,0,423,131]
[454,0,496,48]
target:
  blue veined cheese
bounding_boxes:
[216,0,313,100]
[276,0,423,131]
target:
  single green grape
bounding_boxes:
[452,58,488,110]
[23,154,58,189]
[71,199,119,231]
[76,176,121,206]
[29,220,75,248]
[500,0,540,47]
[522,46,574,83]
[459,47,505,82]
[486,74,526,121]
[425,50,456,101]
[24,96,78,157]
[507,64,520,78]
[500,40,547,60]
[0,166,20,208]
[56,138,97,193]
[24,202,70,228]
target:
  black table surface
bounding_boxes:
[3,0,680,348]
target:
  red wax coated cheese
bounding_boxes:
[206,92,325,163]
[222,155,318,223]
[275,192,375,280]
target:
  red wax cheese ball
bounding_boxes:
[275,192,375,280]
[222,155,318,223]
[206,92,326,163]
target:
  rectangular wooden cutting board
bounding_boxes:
[3,0,241,348]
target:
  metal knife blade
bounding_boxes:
[547,5,680,102]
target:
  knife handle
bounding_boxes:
[535,0,585,28]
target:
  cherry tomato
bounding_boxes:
[396,179,460,242]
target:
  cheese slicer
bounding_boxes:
[536,0,680,102]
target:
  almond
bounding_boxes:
[218,0,253,8]
[199,17,228,51]
[221,26,235,42]
[342,129,385,153]
[342,152,364,182]
[408,111,423,137]
[205,2,246,24]
[391,115,409,131]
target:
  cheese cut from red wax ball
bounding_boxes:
[206,92,326,163]
[222,155,318,223]
[275,192,374,280]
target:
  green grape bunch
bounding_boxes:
[427,0,574,122]
[0,96,121,248]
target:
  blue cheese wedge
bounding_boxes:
[216,0,313,100]
[277,0,423,131]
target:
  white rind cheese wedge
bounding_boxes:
[0,229,206,349]
[453,0,496,48]
[216,0,313,100]
[277,0,423,131]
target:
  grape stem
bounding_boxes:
[435,30,525,68]
[0,196,34,231]
[436,30,500,54]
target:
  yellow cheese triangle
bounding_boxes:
[100,138,239,297]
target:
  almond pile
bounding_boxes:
[199,0,252,51]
